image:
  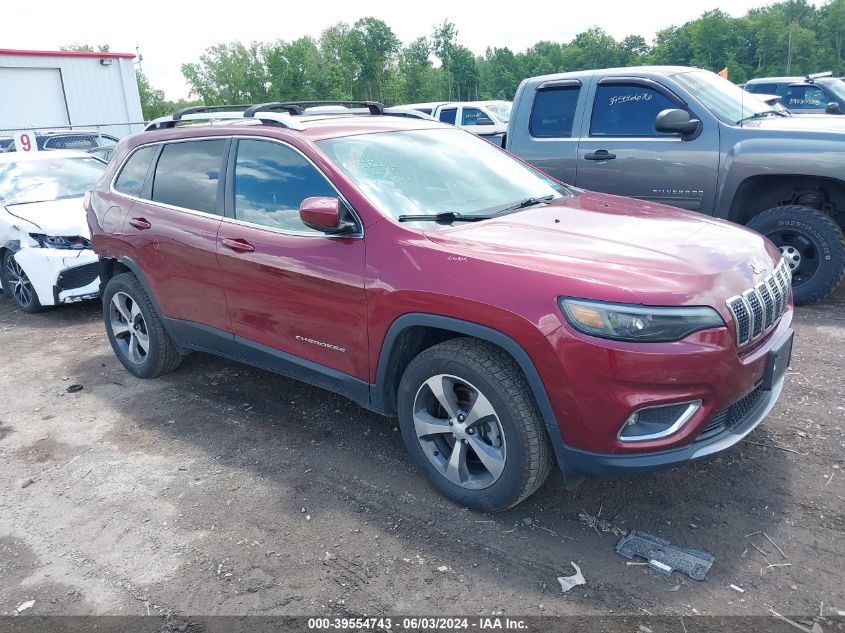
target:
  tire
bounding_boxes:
[102,272,182,378]
[1,251,45,313]
[397,337,553,512]
[747,206,845,306]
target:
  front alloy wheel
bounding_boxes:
[413,374,507,490]
[3,253,43,313]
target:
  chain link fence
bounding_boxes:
[0,122,147,153]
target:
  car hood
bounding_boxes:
[423,191,783,308]
[4,197,90,237]
[745,114,845,132]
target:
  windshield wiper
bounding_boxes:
[499,194,556,214]
[737,110,779,124]
[397,211,495,224]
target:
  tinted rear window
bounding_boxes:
[151,140,226,214]
[114,146,157,196]
[439,108,457,124]
[747,83,779,94]
[530,87,580,137]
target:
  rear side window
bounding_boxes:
[590,84,679,137]
[747,83,778,94]
[785,85,828,110]
[530,87,581,137]
[439,108,457,124]
[151,140,226,214]
[114,146,157,196]
[233,139,337,233]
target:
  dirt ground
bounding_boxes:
[0,286,842,620]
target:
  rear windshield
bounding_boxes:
[0,157,105,205]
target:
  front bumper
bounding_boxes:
[558,375,784,478]
[12,247,99,306]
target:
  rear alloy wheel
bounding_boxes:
[398,338,553,512]
[2,252,44,313]
[102,273,182,378]
[747,206,845,305]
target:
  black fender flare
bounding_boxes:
[372,313,568,466]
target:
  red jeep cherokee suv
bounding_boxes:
[86,103,794,511]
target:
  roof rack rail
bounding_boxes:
[243,103,304,117]
[144,110,305,132]
[172,104,252,121]
[276,100,386,115]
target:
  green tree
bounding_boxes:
[348,18,400,101]
[182,42,269,104]
[136,70,166,120]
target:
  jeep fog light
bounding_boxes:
[618,400,701,442]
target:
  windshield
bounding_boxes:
[822,78,845,101]
[672,70,773,124]
[317,128,565,222]
[0,157,106,205]
[486,103,511,123]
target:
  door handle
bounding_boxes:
[584,150,617,161]
[128,217,152,230]
[220,237,256,253]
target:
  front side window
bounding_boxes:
[530,87,581,137]
[0,157,105,205]
[461,108,487,126]
[317,128,566,224]
[590,84,679,137]
[233,139,337,233]
[151,140,226,214]
[114,146,157,196]
[785,85,829,110]
[438,108,457,124]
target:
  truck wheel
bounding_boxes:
[397,337,553,512]
[747,206,845,305]
[102,273,182,378]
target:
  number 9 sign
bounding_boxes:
[13,131,39,152]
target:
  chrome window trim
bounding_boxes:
[109,134,364,239]
[617,400,702,443]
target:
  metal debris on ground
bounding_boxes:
[578,510,626,537]
[615,530,714,581]
[557,561,586,593]
[66,384,83,393]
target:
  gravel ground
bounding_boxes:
[0,286,842,620]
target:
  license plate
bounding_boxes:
[762,330,794,390]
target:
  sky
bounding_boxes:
[2,0,823,99]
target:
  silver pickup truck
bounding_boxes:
[506,65,845,305]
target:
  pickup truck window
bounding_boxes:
[590,84,677,137]
[461,108,487,125]
[530,87,580,137]
[672,70,771,123]
[747,83,779,95]
[785,85,829,110]
[439,108,457,124]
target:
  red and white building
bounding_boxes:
[0,48,143,132]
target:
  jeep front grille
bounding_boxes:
[725,260,791,346]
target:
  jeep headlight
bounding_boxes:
[29,233,91,250]
[559,298,725,342]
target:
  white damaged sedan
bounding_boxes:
[0,151,106,312]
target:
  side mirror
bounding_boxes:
[475,116,495,126]
[825,102,842,114]
[655,108,701,137]
[299,197,354,235]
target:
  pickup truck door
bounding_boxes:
[575,77,719,213]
